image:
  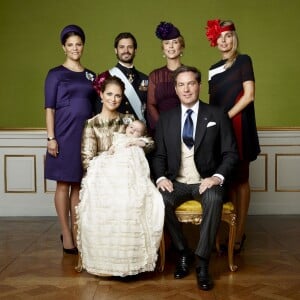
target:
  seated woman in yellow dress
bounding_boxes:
[76,75,164,277]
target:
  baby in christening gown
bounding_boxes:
[76,120,164,277]
[108,120,153,155]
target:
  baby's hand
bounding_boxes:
[126,140,146,148]
[125,141,133,147]
[108,146,115,155]
[135,140,146,148]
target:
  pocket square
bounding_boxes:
[207,121,216,127]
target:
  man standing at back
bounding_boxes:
[94,32,148,122]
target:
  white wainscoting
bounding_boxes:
[0,131,56,216]
[248,130,300,215]
[0,129,299,216]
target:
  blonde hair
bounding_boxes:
[220,20,239,69]
[161,35,185,50]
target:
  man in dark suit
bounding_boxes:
[152,65,238,291]
[95,32,148,122]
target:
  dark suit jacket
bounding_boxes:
[152,100,238,182]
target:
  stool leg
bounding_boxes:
[228,214,238,272]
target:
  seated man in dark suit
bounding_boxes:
[152,65,238,291]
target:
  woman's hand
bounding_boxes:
[47,140,59,157]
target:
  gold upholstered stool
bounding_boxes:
[157,200,238,272]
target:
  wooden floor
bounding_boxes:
[0,215,300,300]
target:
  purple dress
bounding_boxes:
[147,66,181,134]
[44,65,97,182]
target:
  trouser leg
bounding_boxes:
[195,185,224,259]
[160,181,197,252]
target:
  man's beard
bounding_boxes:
[117,53,135,64]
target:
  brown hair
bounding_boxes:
[173,65,201,84]
[100,76,125,94]
[114,32,137,49]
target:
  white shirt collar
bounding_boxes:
[180,101,199,137]
[181,101,199,116]
[118,61,134,69]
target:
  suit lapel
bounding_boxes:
[194,102,210,150]
[165,107,182,165]
[173,107,182,157]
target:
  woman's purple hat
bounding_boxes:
[60,24,85,44]
[155,21,181,40]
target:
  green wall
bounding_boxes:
[0,0,299,128]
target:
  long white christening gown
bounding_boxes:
[76,132,164,276]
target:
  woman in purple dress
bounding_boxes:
[206,19,260,253]
[147,21,185,136]
[44,25,97,254]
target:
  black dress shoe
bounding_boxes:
[174,252,194,279]
[60,234,78,255]
[196,266,213,291]
[63,246,78,255]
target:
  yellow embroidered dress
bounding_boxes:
[76,113,164,276]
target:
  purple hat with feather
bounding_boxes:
[155,21,181,40]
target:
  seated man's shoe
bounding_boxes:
[174,252,194,279]
[196,266,214,291]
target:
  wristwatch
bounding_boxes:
[47,137,56,141]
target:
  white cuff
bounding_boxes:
[212,174,224,186]
[156,176,167,185]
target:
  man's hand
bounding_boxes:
[199,176,222,194]
[157,178,174,193]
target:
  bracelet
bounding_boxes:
[47,137,56,141]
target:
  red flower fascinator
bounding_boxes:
[93,71,110,95]
[205,19,235,47]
